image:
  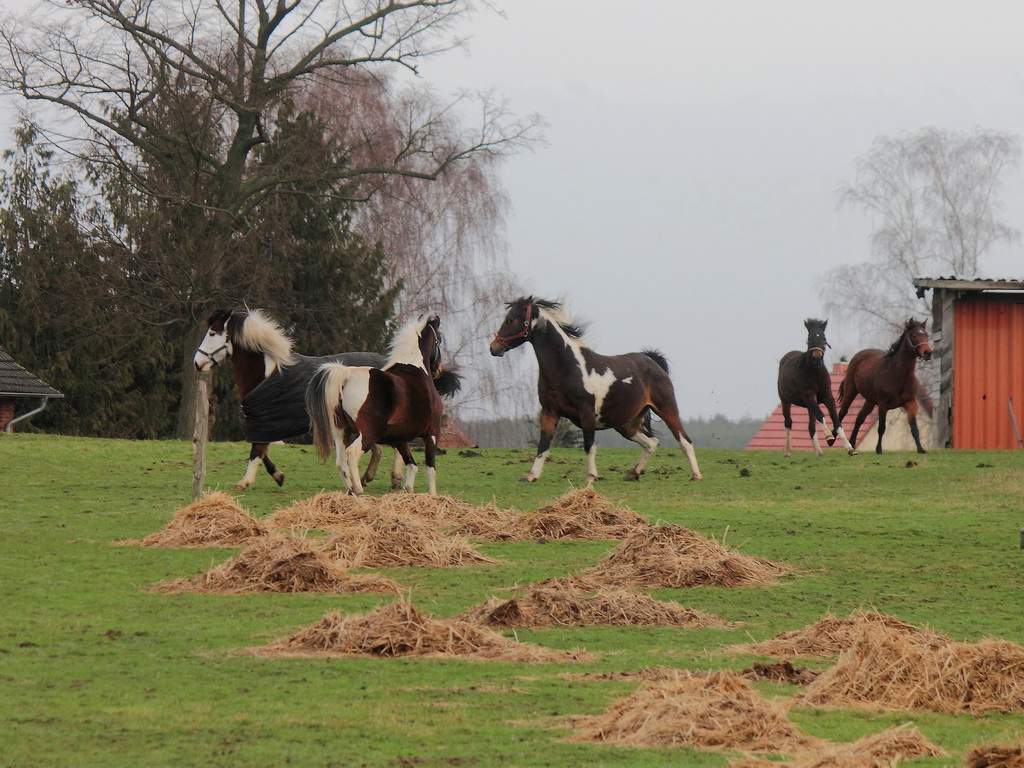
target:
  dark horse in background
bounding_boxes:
[837,318,933,455]
[777,318,853,457]
[307,313,457,496]
[489,296,701,484]
[194,307,458,490]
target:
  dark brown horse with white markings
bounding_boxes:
[489,296,701,484]
[777,318,853,457]
[837,318,933,455]
[307,313,458,495]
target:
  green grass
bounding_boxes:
[4,433,1024,766]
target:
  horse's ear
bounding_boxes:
[822,319,828,330]
[428,313,441,329]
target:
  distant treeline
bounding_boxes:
[461,413,765,451]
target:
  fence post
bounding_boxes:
[191,375,210,501]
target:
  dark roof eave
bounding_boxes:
[913,277,1024,292]
[0,391,63,398]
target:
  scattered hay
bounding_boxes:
[119,491,267,548]
[481,487,649,541]
[727,610,950,658]
[570,668,820,752]
[726,724,944,767]
[316,513,499,568]
[559,667,696,684]
[150,534,401,594]
[584,525,790,589]
[257,598,590,663]
[965,744,1024,768]
[796,623,1024,714]
[456,577,735,628]
[742,660,821,686]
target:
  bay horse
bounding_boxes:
[836,318,933,455]
[777,318,853,457]
[489,296,701,484]
[307,313,455,496]
[193,308,458,490]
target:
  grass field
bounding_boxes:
[4,433,1024,767]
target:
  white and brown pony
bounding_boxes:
[489,296,701,484]
[306,313,456,496]
[194,307,396,490]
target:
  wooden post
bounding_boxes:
[191,375,210,501]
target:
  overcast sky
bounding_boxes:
[2,0,1023,420]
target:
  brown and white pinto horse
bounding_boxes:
[489,297,701,484]
[307,313,455,496]
[194,308,393,490]
[836,318,933,455]
[777,318,853,457]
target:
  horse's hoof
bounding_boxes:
[917,448,928,455]
[624,470,641,481]
[390,478,403,490]
[690,473,703,482]
[847,449,858,456]
[826,437,836,446]
[233,481,250,491]
[273,472,285,487]
[519,475,536,483]
[360,474,372,485]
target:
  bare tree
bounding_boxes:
[0,0,541,435]
[822,127,1020,342]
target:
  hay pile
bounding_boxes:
[965,744,1024,768]
[316,513,499,568]
[264,491,380,530]
[121,491,267,547]
[258,598,589,663]
[726,724,945,767]
[151,534,401,594]
[728,610,949,658]
[456,577,735,628]
[741,660,820,686]
[584,525,789,589]
[456,487,648,541]
[796,623,1024,714]
[570,668,820,752]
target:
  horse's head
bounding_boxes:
[418,313,444,378]
[804,318,829,366]
[904,318,932,361]
[194,308,235,372]
[490,297,535,356]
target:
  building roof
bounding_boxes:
[913,276,1024,297]
[0,346,63,398]
[747,363,874,451]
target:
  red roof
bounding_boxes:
[747,362,876,451]
[439,420,476,448]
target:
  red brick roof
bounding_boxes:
[439,420,476,448]
[747,362,875,451]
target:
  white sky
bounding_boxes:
[2,0,1023,419]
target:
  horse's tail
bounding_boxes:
[640,348,670,374]
[306,363,351,463]
[433,366,463,399]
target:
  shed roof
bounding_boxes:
[913,276,1024,297]
[0,346,63,398]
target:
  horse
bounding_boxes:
[193,307,458,490]
[307,312,456,496]
[836,318,933,455]
[776,318,853,457]
[489,296,701,484]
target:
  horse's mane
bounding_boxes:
[386,312,435,369]
[885,318,925,358]
[511,296,589,341]
[232,309,295,371]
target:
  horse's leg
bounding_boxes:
[261,450,285,486]
[582,427,599,484]
[391,450,404,490]
[874,406,888,454]
[781,402,794,458]
[654,409,702,481]
[235,444,268,490]
[360,443,383,486]
[848,401,874,457]
[423,434,438,495]
[905,398,928,454]
[333,432,352,492]
[396,443,418,493]
[824,399,854,453]
[344,438,367,496]
[806,401,826,458]
[617,423,659,481]
[522,409,559,482]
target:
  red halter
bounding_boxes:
[492,302,534,350]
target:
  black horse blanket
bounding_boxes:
[241,352,386,443]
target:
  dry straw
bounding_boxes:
[725,723,944,767]
[257,597,591,663]
[796,623,1024,714]
[570,668,820,752]
[456,577,735,628]
[727,610,949,658]
[965,744,1024,768]
[584,525,789,589]
[119,490,267,548]
[316,513,499,568]
[150,534,400,594]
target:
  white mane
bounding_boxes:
[385,313,434,371]
[536,304,592,349]
[233,309,295,374]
